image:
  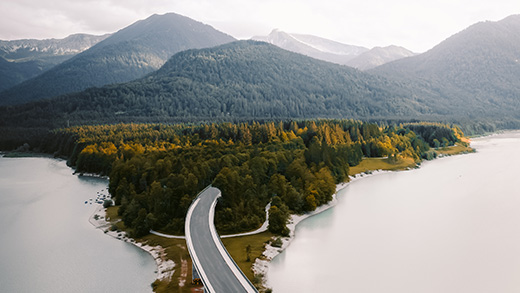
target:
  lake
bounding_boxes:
[0,157,156,292]
[268,131,520,292]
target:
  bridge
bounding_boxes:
[185,186,258,293]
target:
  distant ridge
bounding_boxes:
[0,33,109,91]
[252,29,414,69]
[252,29,368,64]
[0,13,235,105]
[0,40,436,129]
[345,45,415,70]
[371,14,520,121]
[0,33,110,60]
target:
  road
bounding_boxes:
[185,186,257,293]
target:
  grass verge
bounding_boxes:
[139,234,196,293]
[222,231,274,289]
[105,205,273,292]
[349,156,417,176]
[436,143,475,156]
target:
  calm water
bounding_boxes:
[0,157,156,292]
[268,131,520,293]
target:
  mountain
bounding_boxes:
[252,30,414,70]
[0,56,45,92]
[252,29,368,64]
[371,15,520,121]
[0,40,438,129]
[345,45,416,70]
[0,12,235,106]
[0,33,109,91]
[0,33,110,61]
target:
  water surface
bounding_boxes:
[0,157,156,292]
[268,132,520,292]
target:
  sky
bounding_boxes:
[0,0,519,53]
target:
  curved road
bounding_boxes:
[185,186,258,293]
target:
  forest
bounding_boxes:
[0,41,438,130]
[34,120,465,237]
[0,41,515,151]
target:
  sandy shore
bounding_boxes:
[89,205,176,282]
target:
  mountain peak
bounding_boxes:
[1,39,433,128]
[345,45,415,70]
[252,29,414,69]
[252,29,368,64]
[0,12,235,105]
[91,12,234,54]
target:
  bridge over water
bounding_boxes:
[185,186,258,293]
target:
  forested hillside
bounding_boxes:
[0,41,438,131]
[371,15,520,123]
[0,13,235,105]
[0,57,53,92]
[0,33,109,91]
[35,120,464,237]
[2,14,520,137]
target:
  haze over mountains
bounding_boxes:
[0,34,109,91]
[349,45,416,70]
[371,14,520,122]
[1,12,520,137]
[0,13,235,105]
[252,29,415,69]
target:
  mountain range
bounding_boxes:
[1,13,520,140]
[252,29,415,69]
[0,40,436,130]
[0,13,235,105]
[371,14,520,122]
[0,33,109,91]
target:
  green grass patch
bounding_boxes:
[221,231,274,289]
[106,206,126,230]
[105,205,272,292]
[138,235,196,293]
[349,156,417,176]
[105,206,118,220]
[436,143,475,156]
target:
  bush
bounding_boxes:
[271,237,283,248]
[103,199,113,208]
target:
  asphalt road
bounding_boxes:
[185,186,257,293]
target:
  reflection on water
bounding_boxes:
[0,157,156,293]
[268,132,520,293]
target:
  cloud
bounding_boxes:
[1,0,519,52]
[0,0,172,39]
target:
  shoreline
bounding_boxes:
[83,143,474,292]
[252,169,396,290]
[2,140,477,291]
[253,143,477,291]
[88,204,176,284]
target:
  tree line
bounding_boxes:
[33,120,464,237]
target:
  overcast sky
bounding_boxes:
[0,0,519,52]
